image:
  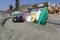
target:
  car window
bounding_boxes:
[12,12,23,17]
[12,14,16,16]
[17,13,22,17]
[31,9,38,11]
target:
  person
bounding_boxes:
[26,15,32,23]
[31,14,36,23]
[38,2,48,25]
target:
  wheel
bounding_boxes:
[12,18,17,23]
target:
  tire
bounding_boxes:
[12,18,17,23]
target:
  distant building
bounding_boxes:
[20,5,33,12]
[38,3,44,8]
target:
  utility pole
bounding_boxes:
[15,0,19,11]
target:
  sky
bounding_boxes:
[0,0,60,11]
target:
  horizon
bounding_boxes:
[0,0,60,11]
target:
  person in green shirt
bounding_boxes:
[38,2,48,25]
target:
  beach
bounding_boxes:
[0,14,60,40]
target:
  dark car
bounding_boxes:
[12,15,24,23]
[11,11,24,23]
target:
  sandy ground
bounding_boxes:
[48,14,60,20]
[0,14,60,40]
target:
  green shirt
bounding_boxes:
[38,7,48,25]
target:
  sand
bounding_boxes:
[0,14,60,40]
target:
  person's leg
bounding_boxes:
[41,17,47,25]
[38,13,44,25]
[38,17,42,25]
